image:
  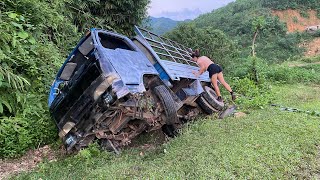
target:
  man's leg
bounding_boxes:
[217,72,236,101]
[211,74,221,97]
[217,72,232,92]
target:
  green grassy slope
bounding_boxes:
[14,82,320,179]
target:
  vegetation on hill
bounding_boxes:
[165,24,238,65]
[0,0,150,158]
[143,17,191,35]
[261,0,320,14]
[169,0,320,65]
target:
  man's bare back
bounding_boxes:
[197,56,214,71]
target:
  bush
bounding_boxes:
[227,56,269,83]
[230,77,273,110]
[267,65,320,84]
[300,9,310,18]
[301,56,320,63]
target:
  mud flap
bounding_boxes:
[218,105,237,119]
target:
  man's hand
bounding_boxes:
[192,70,199,78]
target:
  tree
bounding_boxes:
[65,0,150,35]
[165,24,238,66]
[251,16,266,57]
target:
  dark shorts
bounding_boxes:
[207,64,222,78]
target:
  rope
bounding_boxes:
[271,104,320,117]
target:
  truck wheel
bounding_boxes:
[154,85,179,125]
[196,96,219,114]
[202,86,224,111]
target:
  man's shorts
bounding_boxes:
[207,64,222,78]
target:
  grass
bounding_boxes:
[272,84,320,112]
[12,83,320,179]
[267,64,320,84]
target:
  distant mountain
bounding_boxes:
[143,16,191,35]
[154,8,203,21]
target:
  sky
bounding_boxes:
[148,0,235,21]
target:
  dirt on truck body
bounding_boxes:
[48,27,224,152]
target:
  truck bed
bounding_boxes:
[134,26,210,82]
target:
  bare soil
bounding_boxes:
[0,145,64,180]
[301,38,320,57]
[272,9,320,33]
[272,10,320,57]
[0,130,166,179]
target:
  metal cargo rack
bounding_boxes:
[134,26,210,82]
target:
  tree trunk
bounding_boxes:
[251,29,259,84]
[252,29,258,57]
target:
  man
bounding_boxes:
[191,49,236,102]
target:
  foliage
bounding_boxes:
[230,77,273,110]
[310,30,320,37]
[75,142,102,161]
[267,64,320,84]
[261,0,320,11]
[64,0,150,35]
[165,24,238,66]
[300,55,320,63]
[186,0,314,64]
[0,94,57,157]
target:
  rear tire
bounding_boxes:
[196,96,219,114]
[202,86,224,111]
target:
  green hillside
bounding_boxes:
[143,16,191,35]
[167,0,320,65]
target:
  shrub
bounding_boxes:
[0,94,57,157]
[293,16,299,23]
[230,77,273,110]
[266,65,320,84]
[301,56,320,63]
[300,9,310,18]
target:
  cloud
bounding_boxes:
[148,0,235,20]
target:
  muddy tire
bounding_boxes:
[202,86,224,111]
[196,96,219,114]
[154,85,179,125]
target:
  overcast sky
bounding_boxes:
[148,0,235,21]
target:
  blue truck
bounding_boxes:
[48,26,224,152]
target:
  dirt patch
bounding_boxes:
[302,37,320,57]
[272,9,320,33]
[0,145,64,179]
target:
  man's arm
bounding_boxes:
[192,63,206,77]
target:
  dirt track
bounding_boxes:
[0,145,62,179]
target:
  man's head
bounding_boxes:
[190,49,200,61]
